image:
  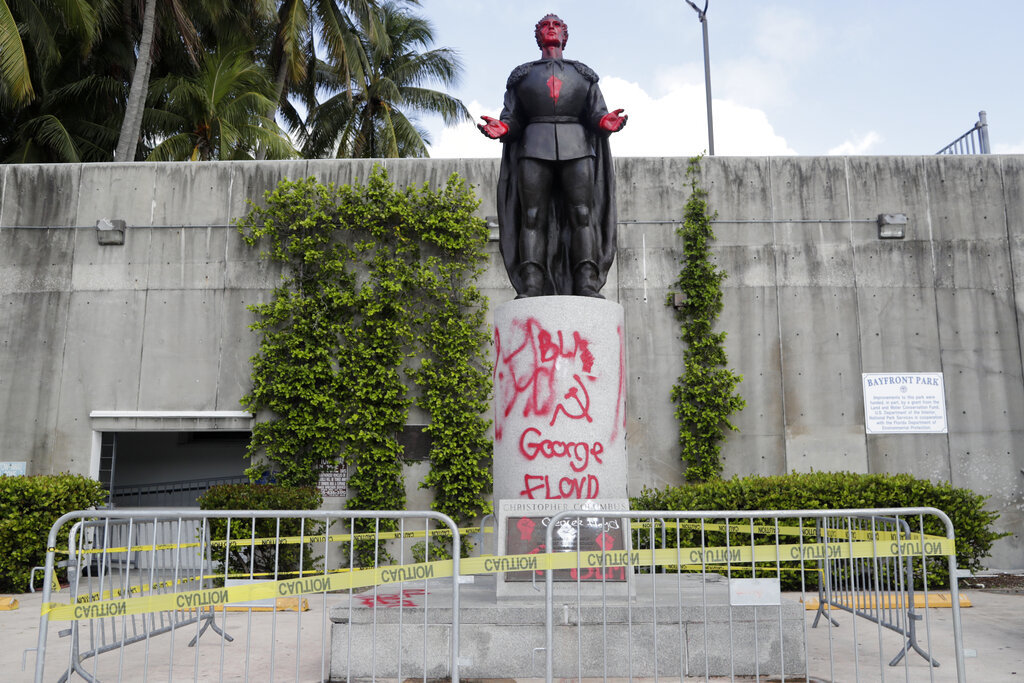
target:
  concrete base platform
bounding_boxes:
[328,574,806,680]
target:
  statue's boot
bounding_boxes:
[573,261,603,298]
[516,262,545,298]
[516,229,545,298]
[572,228,604,298]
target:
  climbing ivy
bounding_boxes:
[238,168,493,561]
[667,156,745,482]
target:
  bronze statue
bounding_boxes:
[479,15,627,298]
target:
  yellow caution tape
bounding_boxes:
[42,534,955,622]
[52,519,945,558]
[629,519,938,543]
[51,526,493,557]
[73,567,353,604]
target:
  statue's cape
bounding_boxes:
[496,61,617,297]
[506,59,598,89]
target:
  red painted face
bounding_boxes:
[536,17,566,49]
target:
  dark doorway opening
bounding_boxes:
[98,431,250,507]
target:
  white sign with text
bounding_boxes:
[317,461,348,498]
[0,461,27,476]
[862,373,947,434]
[729,578,781,606]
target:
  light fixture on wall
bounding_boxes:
[485,215,500,242]
[877,213,907,239]
[96,218,126,245]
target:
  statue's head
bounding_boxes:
[535,14,568,50]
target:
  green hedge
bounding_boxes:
[631,471,1005,588]
[0,474,107,592]
[198,483,324,580]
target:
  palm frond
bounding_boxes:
[0,0,34,104]
[146,131,200,161]
[307,0,467,159]
[19,113,80,161]
[398,85,469,124]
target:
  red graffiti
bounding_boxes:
[550,374,595,425]
[355,589,425,608]
[518,427,603,472]
[570,563,626,581]
[494,320,597,440]
[516,517,536,541]
[610,325,625,444]
[570,532,625,580]
[520,473,599,500]
[532,544,548,577]
[547,75,562,104]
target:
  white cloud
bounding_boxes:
[994,140,1024,154]
[705,7,823,111]
[827,131,882,156]
[601,76,794,156]
[752,7,822,65]
[427,100,502,159]
[427,80,795,158]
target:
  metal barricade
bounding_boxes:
[543,507,965,683]
[32,509,461,683]
[54,517,231,683]
[813,515,938,667]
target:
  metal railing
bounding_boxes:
[30,506,966,682]
[109,475,250,508]
[813,515,938,667]
[32,509,462,682]
[937,111,990,154]
[55,518,232,682]
[543,507,965,682]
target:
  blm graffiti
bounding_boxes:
[494,315,626,501]
[504,514,627,582]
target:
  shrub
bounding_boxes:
[0,474,107,592]
[631,471,1005,589]
[666,156,744,481]
[198,483,324,581]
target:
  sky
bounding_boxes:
[417,0,1024,159]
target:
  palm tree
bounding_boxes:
[113,0,156,160]
[114,0,274,161]
[1,0,120,162]
[1,0,100,106]
[2,57,124,162]
[302,0,468,158]
[144,46,296,161]
[0,1,33,104]
[256,0,399,160]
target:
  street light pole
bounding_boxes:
[685,0,715,155]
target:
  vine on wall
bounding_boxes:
[667,156,745,482]
[238,169,493,556]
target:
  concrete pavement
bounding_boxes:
[4,586,1022,681]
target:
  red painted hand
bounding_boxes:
[478,115,509,139]
[599,109,627,133]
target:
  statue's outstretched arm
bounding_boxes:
[599,108,628,133]
[478,115,510,139]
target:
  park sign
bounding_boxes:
[0,461,27,476]
[862,373,947,434]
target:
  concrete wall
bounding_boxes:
[1,156,1022,567]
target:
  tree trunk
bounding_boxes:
[256,60,289,160]
[115,0,158,161]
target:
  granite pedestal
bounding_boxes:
[328,574,806,679]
